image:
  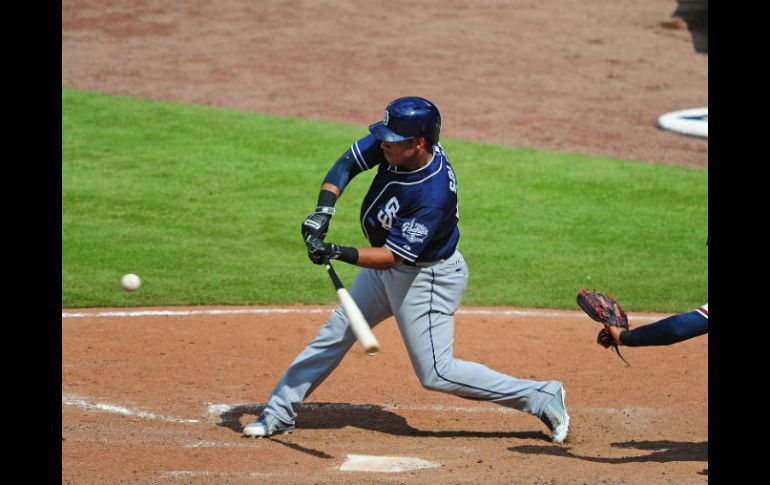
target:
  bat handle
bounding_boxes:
[322,257,344,290]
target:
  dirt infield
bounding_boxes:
[62,1,708,483]
[62,307,707,484]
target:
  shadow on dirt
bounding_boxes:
[217,402,547,441]
[263,437,335,459]
[509,440,708,464]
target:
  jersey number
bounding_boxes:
[447,166,459,219]
[377,197,400,230]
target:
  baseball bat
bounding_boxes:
[322,258,380,356]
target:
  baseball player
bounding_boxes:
[243,96,570,443]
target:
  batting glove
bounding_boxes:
[305,235,342,265]
[301,206,335,242]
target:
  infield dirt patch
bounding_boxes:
[62,306,707,484]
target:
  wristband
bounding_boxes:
[317,189,338,209]
[335,246,359,265]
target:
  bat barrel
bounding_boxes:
[322,259,380,356]
[337,288,380,356]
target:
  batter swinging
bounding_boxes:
[243,96,570,443]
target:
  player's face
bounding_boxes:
[381,138,422,168]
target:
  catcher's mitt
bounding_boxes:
[576,289,631,366]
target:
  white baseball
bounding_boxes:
[121,273,141,292]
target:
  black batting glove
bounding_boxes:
[301,206,335,242]
[305,235,342,265]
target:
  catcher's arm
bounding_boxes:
[612,307,709,347]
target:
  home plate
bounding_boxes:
[339,454,441,473]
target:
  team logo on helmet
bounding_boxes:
[383,109,390,125]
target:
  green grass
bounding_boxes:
[62,88,707,312]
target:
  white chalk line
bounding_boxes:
[62,307,661,322]
[183,440,262,448]
[62,393,199,424]
[161,471,275,479]
[61,308,329,318]
[207,402,664,418]
[62,393,662,426]
[209,402,521,417]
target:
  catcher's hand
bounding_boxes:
[576,289,631,366]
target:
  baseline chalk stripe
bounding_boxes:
[64,394,661,425]
[62,393,199,424]
[207,402,522,418]
[461,309,659,323]
[62,307,661,322]
[161,471,275,479]
[61,308,328,318]
[340,454,441,473]
[207,402,662,418]
[184,440,263,448]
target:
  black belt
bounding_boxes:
[403,259,442,267]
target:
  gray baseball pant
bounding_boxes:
[261,250,563,425]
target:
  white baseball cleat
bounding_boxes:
[243,413,295,437]
[540,386,570,443]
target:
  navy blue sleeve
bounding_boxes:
[322,135,383,192]
[322,149,362,193]
[620,310,708,347]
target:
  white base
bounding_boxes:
[657,107,708,139]
[339,454,441,473]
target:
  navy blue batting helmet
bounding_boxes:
[368,97,441,145]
